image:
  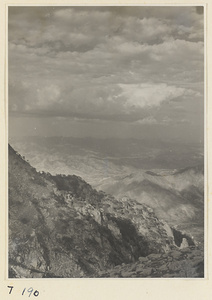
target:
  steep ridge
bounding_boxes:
[97,166,204,243]
[8,145,203,278]
[9,137,204,244]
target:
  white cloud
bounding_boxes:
[8,6,204,129]
[36,85,61,108]
[134,116,157,125]
[162,116,172,124]
[119,83,195,109]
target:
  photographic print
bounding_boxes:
[8,6,205,278]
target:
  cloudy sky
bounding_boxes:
[8,6,204,143]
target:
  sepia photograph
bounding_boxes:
[8,6,205,279]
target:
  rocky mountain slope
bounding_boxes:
[98,247,204,278]
[9,137,204,243]
[8,145,204,278]
[96,166,204,244]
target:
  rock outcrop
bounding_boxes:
[98,246,204,278]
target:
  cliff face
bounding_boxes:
[8,145,203,278]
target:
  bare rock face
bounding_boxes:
[8,145,202,278]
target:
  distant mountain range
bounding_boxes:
[8,144,204,278]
